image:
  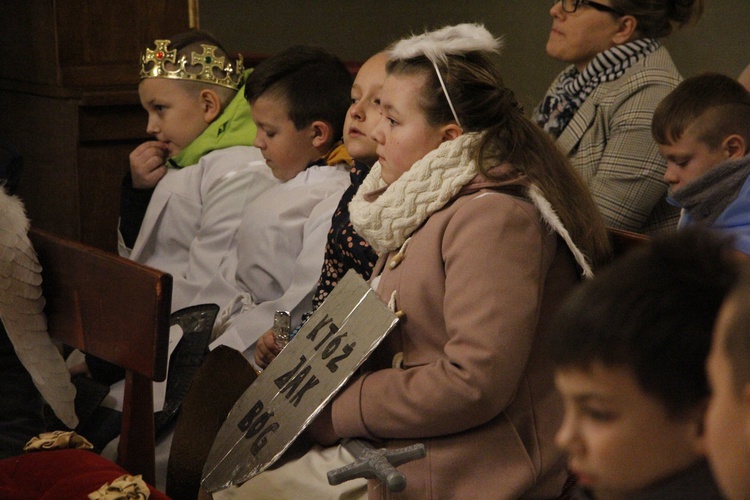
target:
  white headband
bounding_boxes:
[432,60,461,128]
[389,23,503,128]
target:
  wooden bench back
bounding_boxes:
[28,227,172,484]
[607,227,650,258]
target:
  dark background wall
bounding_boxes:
[1,1,745,251]
[200,0,749,112]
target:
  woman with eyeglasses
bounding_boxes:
[534,0,703,235]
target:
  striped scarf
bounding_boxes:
[533,38,660,138]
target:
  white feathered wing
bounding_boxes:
[0,188,78,428]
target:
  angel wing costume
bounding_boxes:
[0,187,77,429]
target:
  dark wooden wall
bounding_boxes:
[0,0,193,252]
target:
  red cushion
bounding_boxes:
[0,449,169,499]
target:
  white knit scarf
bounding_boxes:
[350,132,481,255]
[349,132,594,277]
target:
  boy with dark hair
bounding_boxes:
[652,72,750,254]
[548,229,736,499]
[192,45,354,356]
[705,261,750,499]
[244,45,350,151]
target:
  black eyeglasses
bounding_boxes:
[556,0,624,16]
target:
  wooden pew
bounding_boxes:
[28,227,172,485]
[607,227,650,258]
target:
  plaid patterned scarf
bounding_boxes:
[533,38,660,139]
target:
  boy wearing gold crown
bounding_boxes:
[118,30,277,312]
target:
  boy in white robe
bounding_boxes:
[196,45,354,358]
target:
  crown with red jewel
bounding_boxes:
[140,39,245,90]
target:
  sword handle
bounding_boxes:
[272,310,291,349]
[328,438,425,492]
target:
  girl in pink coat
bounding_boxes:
[305,23,612,499]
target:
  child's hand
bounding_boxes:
[254,328,282,369]
[129,141,169,189]
[69,361,91,378]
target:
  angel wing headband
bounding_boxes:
[389,24,503,128]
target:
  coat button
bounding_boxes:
[389,253,404,269]
[392,351,404,369]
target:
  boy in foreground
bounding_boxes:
[548,229,735,499]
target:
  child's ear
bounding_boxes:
[441,123,463,142]
[612,15,638,45]
[690,399,709,455]
[310,121,333,149]
[199,89,222,123]
[723,134,747,160]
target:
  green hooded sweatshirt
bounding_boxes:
[168,69,257,168]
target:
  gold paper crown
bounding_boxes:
[140,39,245,90]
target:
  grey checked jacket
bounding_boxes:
[542,46,681,235]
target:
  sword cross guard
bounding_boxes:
[327,438,426,492]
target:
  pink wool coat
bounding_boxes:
[331,178,579,499]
